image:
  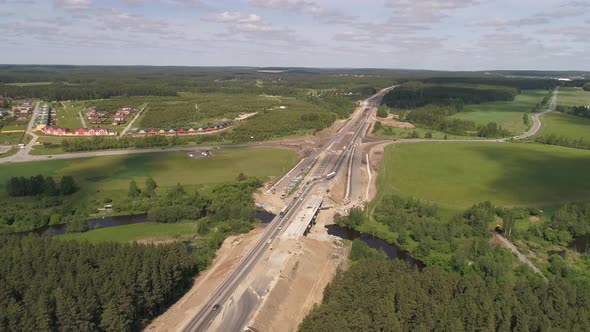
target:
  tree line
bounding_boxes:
[5,175,78,197]
[584,82,590,91]
[534,134,589,150]
[0,236,198,331]
[298,260,590,332]
[422,76,559,90]
[556,105,590,118]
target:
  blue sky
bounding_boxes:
[0,0,588,70]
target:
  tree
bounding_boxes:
[523,113,531,126]
[59,176,78,195]
[373,121,382,132]
[377,107,389,118]
[43,176,58,196]
[128,181,141,198]
[145,177,157,196]
[424,131,433,139]
[236,172,247,181]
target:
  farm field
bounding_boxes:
[450,90,548,134]
[557,87,590,107]
[536,111,590,142]
[377,142,590,210]
[0,147,297,198]
[58,220,198,243]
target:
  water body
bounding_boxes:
[325,224,425,269]
[255,210,276,223]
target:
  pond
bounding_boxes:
[325,224,425,269]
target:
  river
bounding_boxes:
[325,224,425,269]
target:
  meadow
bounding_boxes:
[51,100,84,129]
[450,90,548,134]
[0,147,296,195]
[58,220,199,243]
[536,111,590,143]
[376,142,590,210]
[557,87,590,107]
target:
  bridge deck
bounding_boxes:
[281,195,323,240]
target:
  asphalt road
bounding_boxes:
[182,86,395,332]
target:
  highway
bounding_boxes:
[181,86,394,332]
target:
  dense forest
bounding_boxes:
[299,260,590,332]
[0,237,198,331]
[422,76,559,90]
[382,83,518,109]
[5,175,78,197]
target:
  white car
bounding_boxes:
[267,238,272,244]
[278,225,282,230]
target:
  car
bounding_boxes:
[267,238,272,244]
[212,304,220,311]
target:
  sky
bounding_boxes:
[0,0,588,70]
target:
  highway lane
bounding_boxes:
[182,86,395,332]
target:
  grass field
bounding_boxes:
[0,147,297,196]
[0,132,25,145]
[52,101,84,129]
[58,220,199,243]
[536,112,590,142]
[375,126,479,140]
[558,88,590,107]
[377,142,590,210]
[450,90,548,134]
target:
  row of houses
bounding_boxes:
[42,126,116,136]
[35,104,52,129]
[137,121,233,136]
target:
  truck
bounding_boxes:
[325,172,336,179]
[279,206,288,218]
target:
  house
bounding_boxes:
[168,128,176,135]
[148,129,157,135]
[138,129,146,135]
[178,128,186,135]
[97,128,108,136]
[158,129,166,135]
[75,128,86,136]
[188,128,196,134]
[87,129,96,135]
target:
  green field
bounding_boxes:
[58,220,199,243]
[558,87,590,107]
[450,90,548,134]
[52,101,84,129]
[536,112,590,142]
[0,147,297,200]
[377,142,590,210]
[0,132,25,145]
[375,126,479,140]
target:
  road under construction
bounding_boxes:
[180,86,395,332]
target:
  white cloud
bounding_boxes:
[384,0,479,23]
[55,0,92,10]
[209,12,263,24]
[249,0,356,24]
